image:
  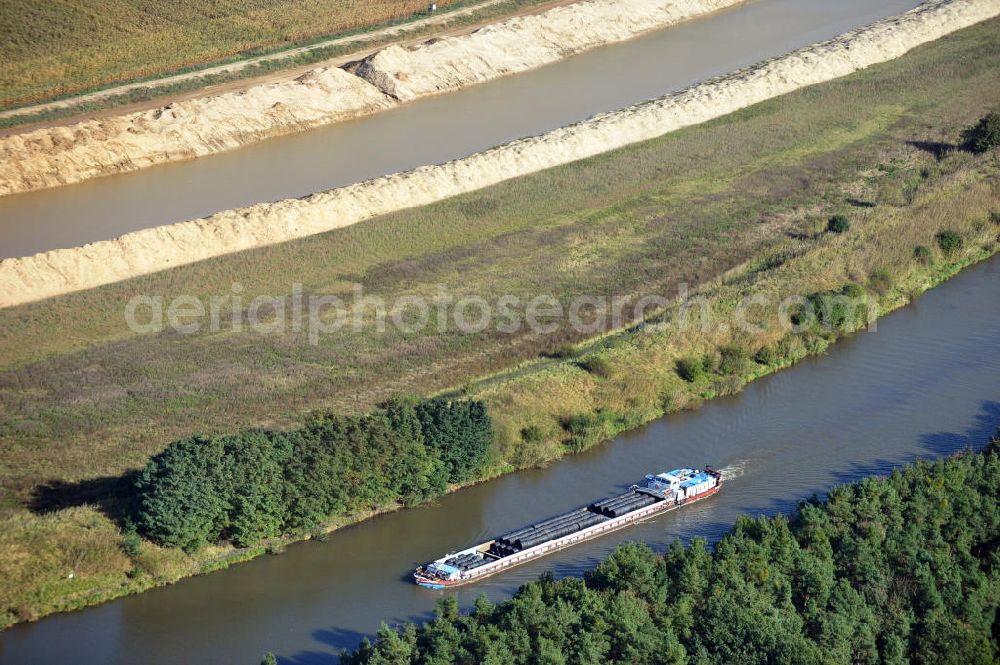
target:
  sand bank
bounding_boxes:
[352,0,740,100]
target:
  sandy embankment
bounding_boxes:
[2,0,998,309]
[352,0,740,100]
[0,69,394,196]
[0,0,743,197]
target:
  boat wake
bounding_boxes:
[718,460,749,481]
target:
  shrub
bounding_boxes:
[841,282,866,299]
[121,525,142,558]
[753,345,779,366]
[827,214,850,233]
[805,287,868,333]
[562,412,619,453]
[520,425,544,444]
[776,334,806,362]
[577,355,613,379]
[868,270,893,295]
[787,300,814,328]
[936,230,963,255]
[676,357,705,383]
[562,414,593,435]
[699,353,718,373]
[717,345,749,375]
[914,245,933,264]
[546,344,579,359]
[710,375,744,397]
[962,112,1000,153]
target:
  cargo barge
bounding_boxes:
[414,466,721,588]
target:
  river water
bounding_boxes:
[0,0,922,259]
[1,253,998,663]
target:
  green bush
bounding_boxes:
[676,356,706,382]
[546,344,579,359]
[804,286,868,333]
[787,300,814,328]
[133,398,494,548]
[717,345,749,376]
[753,344,779,366]
[914,245,933,264]
[561,411,622,453]
[827,214,850,233]
[121,525,142,558]
[562,414,595,452]
[936,229,963,255]
[700,353,718,373]
[841,282,866,298]
[520,425,544,444]
[776,334,807,362]
[962,112,1000,153]
[577,355,613,379]
[868,270,893,295]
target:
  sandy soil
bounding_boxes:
[1,0,998,308]
[353,0,739,100]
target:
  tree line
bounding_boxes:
[132,397,494,550]
[343,431,1000,665]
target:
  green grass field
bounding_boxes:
[0,0,471,109]
[0,18,998,627]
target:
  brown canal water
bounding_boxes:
[0,0,921,260]
[1,256,998,664]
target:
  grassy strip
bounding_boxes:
[0,18,999,628]
[478,209,999,469]
[0,0,551,130]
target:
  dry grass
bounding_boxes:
[0,18,998,627]
[0,0,467,108]
[483,165,1000,452]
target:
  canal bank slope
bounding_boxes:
[1,0,996,308]
[0,0,746,197]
